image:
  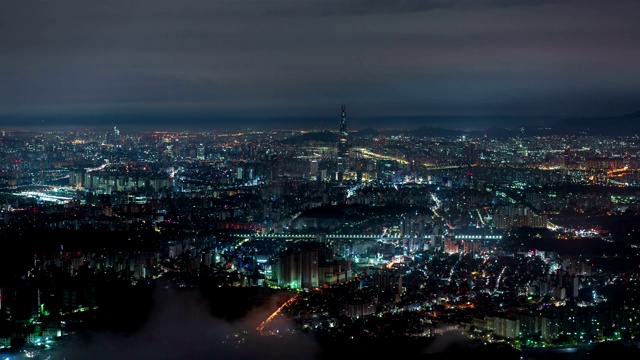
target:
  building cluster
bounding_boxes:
[1,109,640,355]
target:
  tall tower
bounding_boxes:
[337,105,349,159]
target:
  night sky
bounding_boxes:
[2,0,639,130]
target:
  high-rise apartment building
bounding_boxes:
[276,248,319,289]
[197,143,205,160]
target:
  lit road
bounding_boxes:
[256,294,299,334]
[493,266,507,294]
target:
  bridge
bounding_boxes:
[231,233,399,240]
[230,233,503,241]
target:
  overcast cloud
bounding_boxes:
[1,0,639,127]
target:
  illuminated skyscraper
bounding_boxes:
[337,105,349,159]
[197,143,205,160]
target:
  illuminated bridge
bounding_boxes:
[231,233,400,240]
[454,234,503,240]
[231,233,503,241]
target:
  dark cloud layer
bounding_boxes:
[1,0,639,128]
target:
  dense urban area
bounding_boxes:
[2,111,640,359]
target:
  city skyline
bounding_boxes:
[2,1,640,359]
[2,0,640,130]
[2,112,640,359]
